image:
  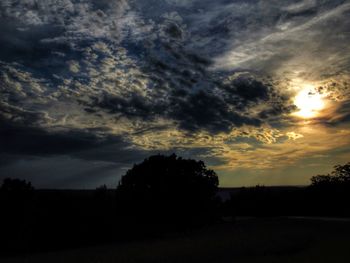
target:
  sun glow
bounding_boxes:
[293,85,325,118]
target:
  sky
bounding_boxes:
[0,0,350,189]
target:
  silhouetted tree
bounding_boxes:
[116,154,219,225]
[310,162,350,187]
[309,162,350,216]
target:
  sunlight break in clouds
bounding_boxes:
[292,84,326,118]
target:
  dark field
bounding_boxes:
[3,218,350,263]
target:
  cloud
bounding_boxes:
[168,90,262,133]
[213,1,350,81]
[0,0,332,139]
[0,0,349,187]
[0,118,114,157]
[284,0,317,13]
[214,125,350,170]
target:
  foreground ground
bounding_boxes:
[3,218,350,263]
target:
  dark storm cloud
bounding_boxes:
[0,19,67,67]
[93,92,165,121]
[225,76,269,103]
[0,118,118,157]
[168,90,261,133]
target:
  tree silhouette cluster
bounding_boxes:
[0,154,219,256]
[306,162,350,217]
[311,162,350,187]
[116,154,219,226]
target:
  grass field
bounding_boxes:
[3,218,350,263]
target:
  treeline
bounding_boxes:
[0,156,349,256]
[224,162,350,217]
[223,162,350,217]
[0,154,219,256]
[223,185,349,217]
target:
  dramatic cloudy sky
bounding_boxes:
[1,0,350,188]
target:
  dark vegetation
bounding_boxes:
[0,156,349,257]
[116,154,219,229]
[225,162,350,217]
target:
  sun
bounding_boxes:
[293,85,325,118]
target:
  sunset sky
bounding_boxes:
[1,0,349,188]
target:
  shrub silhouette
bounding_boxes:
[116,154,219,225]
[1,178,34,192]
